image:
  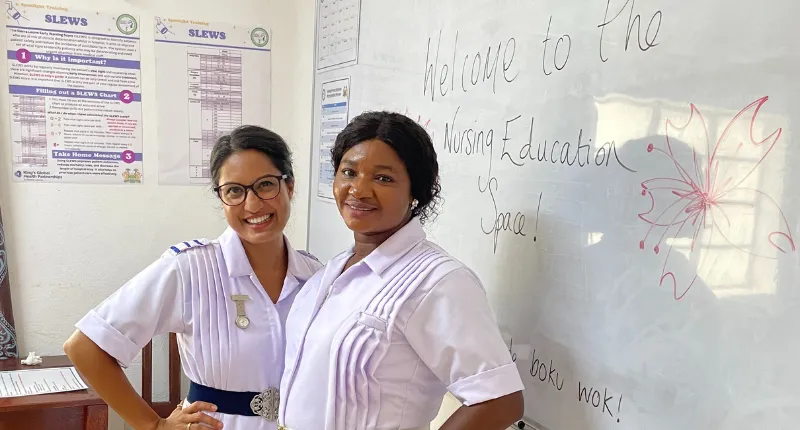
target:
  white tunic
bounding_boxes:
[280,218,524,430]
[76,227,323,430]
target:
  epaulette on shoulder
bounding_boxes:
[297,249,321,263]
[165,238,212,256]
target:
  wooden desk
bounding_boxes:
[0,355,108,430]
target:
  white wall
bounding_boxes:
[270,0,316,247]
[432,394,461,428]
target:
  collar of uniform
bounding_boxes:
[285,238,317,282]
[219,227,308,280]
[359,217,426,276]
[278,238,306,301]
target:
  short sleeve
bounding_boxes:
[75,256,185,368]
[403,267,524,406]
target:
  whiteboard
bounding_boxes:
[306,1,800,429]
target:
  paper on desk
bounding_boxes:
[0,366,88,398]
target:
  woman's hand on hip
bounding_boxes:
[156,401,223,430]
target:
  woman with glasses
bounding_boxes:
[64,126,322,430]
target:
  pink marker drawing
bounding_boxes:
[398,107,435,141]
[638,96,795,300]
[403,107,432,129]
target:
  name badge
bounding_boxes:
[230,294,251,329]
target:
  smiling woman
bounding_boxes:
[333,138,417,236]
[64,125,323,430]
[331,111,441,240]
[279,111,524,430]
[209,128,296,267]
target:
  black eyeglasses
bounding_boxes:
[213,174,288,206]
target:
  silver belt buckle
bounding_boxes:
[250,386,279,421]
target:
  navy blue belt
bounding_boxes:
[187,381,280,421]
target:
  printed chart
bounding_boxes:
[187,47,243,179]
[0,367,88,398]
[5,4,143,184]
[11,96,45,166]
[155,16,271,185]
[317,77,350,199]
[316,0,361,70]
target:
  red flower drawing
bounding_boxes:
[638,96,795,300]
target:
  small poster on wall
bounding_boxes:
[316,0,361,70]
[153,15,272,185]
[317,77,351,200]
[5,3,144,184]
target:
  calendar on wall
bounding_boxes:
[316,0,361,70]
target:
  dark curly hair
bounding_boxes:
[331,111,442,224]
[209,125,294,187]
